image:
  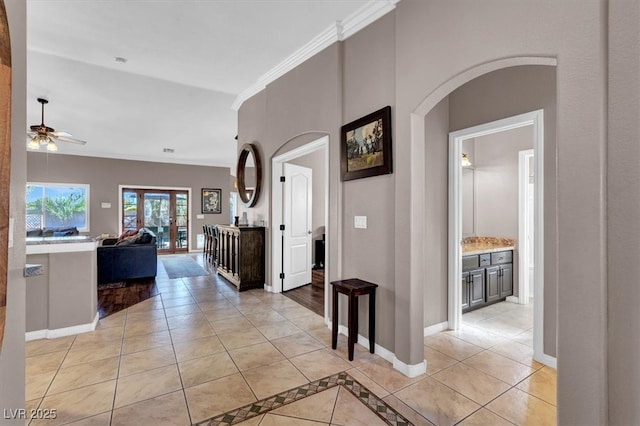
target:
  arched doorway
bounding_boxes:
[398,57,557,376]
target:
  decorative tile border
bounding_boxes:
[193,371,414,426]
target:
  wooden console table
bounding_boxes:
[216,225,265,291]
[331,278,378,361]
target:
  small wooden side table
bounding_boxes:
[331,278,378,361]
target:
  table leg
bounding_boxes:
[369,288,376,354]
[331,287,338,350]
[348,293,357,361]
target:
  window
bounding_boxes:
[26,183,90,232]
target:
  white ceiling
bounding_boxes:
[26,0,389,169]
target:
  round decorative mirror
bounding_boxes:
[236,143,262,207]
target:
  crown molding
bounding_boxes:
[231,0,399,111]
[340,0,400,40]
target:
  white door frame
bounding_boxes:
[271,136,330,319]
[448,109,553,367]
[517,149,535,304]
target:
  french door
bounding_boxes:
[122,188,189,253]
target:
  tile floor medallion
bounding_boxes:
[193,372,412,426]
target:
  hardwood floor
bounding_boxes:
[97,279,158,318]
[97,263,325,319]
[282,269,324,316]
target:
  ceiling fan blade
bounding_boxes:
[52,135,87,145]
[51,131,72,138]
[27,131,37,137]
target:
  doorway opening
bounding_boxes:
[271,136,330,320]
[119,185,191,254]
[449,109,553,367]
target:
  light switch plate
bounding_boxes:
[101,202,112,208]
[354,215,367,229]
[197,214,205,219]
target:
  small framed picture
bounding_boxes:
[202,188,222,214]
[341,105,393,181]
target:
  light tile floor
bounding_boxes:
[25,256,556,425]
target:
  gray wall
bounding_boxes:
[608,1,640,423]
[341,10,396,346]
[26,251,97,332]
[1,0,26,420]
[27,152,231,248]
[423,98,449,328]
[474,125,534,238]
[288,148,326,263]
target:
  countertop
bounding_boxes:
[26,235,97,245]
[26,236,99,255]
[462,236,516,256]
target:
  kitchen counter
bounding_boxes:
[462,236,515,255]
[26,236,98,255]
[25,236,98,339]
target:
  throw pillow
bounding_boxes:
[115,234,138,246]
[136,230,153,244]
[117,229,137,242]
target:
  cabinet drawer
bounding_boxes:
[462,255,479,271]
[491,251,512,265]
[479,254,491,267]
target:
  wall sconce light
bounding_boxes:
[461,153,472,167]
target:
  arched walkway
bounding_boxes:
[396,56,558,376]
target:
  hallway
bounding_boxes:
[25,256,556,425]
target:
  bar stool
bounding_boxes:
[211,225,219,267]
[202,224,207,257]
[331,278,378,361]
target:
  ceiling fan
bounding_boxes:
[27,98,87,152]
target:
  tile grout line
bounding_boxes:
[160,291,196,426]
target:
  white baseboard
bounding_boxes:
[535,351,557,369]
[424,321,449,337]
[326,323,408,367]
[393,357,427,378]
[26,313,99,341]
[506,295,520,304]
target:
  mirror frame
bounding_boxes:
[236,143,262,208]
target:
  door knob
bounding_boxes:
[308,231,312,235]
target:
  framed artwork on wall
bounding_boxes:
[340,105,393,181]
[202,188,222,214]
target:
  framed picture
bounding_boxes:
[202,188,222,214]
[341,105,392,181]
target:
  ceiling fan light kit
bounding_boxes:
[26,98,87,152]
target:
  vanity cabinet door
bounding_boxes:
[499,263,514,298]
[469,268,485,308]
[461,271,470,311]
[486,265,500,303]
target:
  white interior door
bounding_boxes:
[283,163,312,291]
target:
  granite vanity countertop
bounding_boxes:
[26,235,97,245]
[462,236,516,255]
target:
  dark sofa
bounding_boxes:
[97,228,158,284]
